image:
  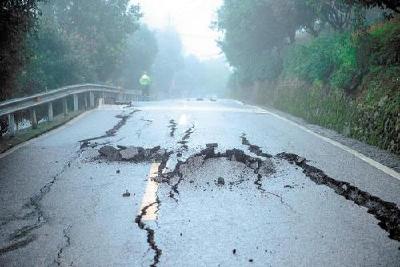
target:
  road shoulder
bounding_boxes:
[255,104,400,173]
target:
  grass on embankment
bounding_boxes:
[250,17,400,155]
[0,111,84,153]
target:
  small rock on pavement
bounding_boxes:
[217,177,225,186]
[206,143,218,148]
[120,146,140,161]
[122,190,131,197]
[99,146,121,161]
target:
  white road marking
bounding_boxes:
[139,163,160,221]
[254,106,400,181]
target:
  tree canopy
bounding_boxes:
[0,0,43,100]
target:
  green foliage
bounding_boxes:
[216,0,317,83]
[347,0,400,13]
[283,33,358,90]
[18,17,94,95]
[271,19,400,154]
[14,0,142,97]
[307,0,353,32]
[114,25,158,90]
[174,56,231,97]
[151,27,184,97]
[0,0,43,100]
[368,18,400,65]
[44,0,141,82]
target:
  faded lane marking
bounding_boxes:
[254,106,400,181]
[139,163,160,221]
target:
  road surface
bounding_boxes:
[1,99,399,266]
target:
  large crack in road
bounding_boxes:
[168,120,177,137]
[135,200,162,267]
[9,107,396,266]
[0,155,79,255]
[278,152,400,241]
[1,107,140,260]
[96,134,400,266]
[79,109,140,149]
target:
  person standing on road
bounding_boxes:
[139,72,152,101]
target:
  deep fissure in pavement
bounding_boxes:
[168,120,177,137]
[159,146,275,199]
[88,132,400,265]
[135,200,162,267]
[98,140,400,244]
[177,124,195,151]
[278,152,400,242]
[97,144,276,199]
[241,133,273,158]
[79,109,140,148]
[96,143,276,266]
[1,109,139,257]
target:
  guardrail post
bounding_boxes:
[99,92,105,106]
[73,94,79,112]
[30,109,38,129]
[84,94,88,110]
[117,92,123,103]
[7,113,16,137]
[62,97,68,116]
[89,92,95,108]
[48,102,54,122]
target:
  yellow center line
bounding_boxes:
[139,163,160,221]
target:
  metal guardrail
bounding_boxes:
[0,83,141,136]
[0,84,139,116]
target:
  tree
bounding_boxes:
[0,0,43,100]
[114,25,158,90]
[347,0,400,13]
[16,0,142,96]
[308,0,354,32]
[216,0,315,83]
[151,27,184,97]
[44,0,141,82]
[18,14,95,95]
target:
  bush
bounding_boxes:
[283,33,358,91]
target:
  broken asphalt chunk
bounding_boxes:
[120,146,141,161]
[98,146,121,161]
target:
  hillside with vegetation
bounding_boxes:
[217,0,400,154]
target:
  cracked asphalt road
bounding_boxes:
[1,99,400,266]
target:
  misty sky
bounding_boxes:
[131,0,223,60]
